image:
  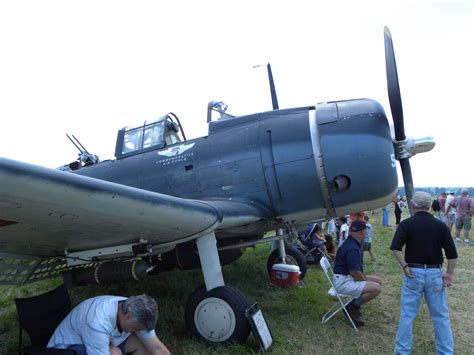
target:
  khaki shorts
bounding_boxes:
[447,212,456,224]
[333,274,367,298]
[455,215,472,231]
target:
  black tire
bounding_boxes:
[266,244,307,279]
[185,285,251,344]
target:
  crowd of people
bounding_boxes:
[381,196,408,227]
[434,188,474,245]
[319,188,472,354]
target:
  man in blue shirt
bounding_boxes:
[333,220,382,326]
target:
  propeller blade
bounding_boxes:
[384,26,415,216]
[384,26,405,142]
[400,159,415,216]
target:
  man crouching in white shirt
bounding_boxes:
[48,294,171,355]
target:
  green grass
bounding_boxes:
[1,211,473,354]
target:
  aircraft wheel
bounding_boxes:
[266,244,307,279]
[185,285,251,344]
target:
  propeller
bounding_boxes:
[384,26,415,215]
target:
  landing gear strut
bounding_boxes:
[184,232,251,344]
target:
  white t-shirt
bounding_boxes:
[47,296,156,354]
[363,223,372,243]
[327,219,336,235]
[446,195,456,214]
[339,223,349,246]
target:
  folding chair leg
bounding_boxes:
[321,297,351,323]
[322,302,345,323]
[321,297,358,332]
[341,304,359,332]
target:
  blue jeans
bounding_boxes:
[394,268,453,355]
[67,339,127,354]
[382,209,390,226]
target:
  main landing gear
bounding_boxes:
[184,232,251,344]
[185,228,306,344]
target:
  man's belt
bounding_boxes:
[407,263,441,269]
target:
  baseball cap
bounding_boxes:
[350,220,367,232]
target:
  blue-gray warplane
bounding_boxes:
[0,28,434,344]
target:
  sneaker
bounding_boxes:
[464,239,470,245]
[455,237,461,242]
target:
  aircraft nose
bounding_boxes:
[314,99,399,216]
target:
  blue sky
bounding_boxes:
[0,0,472,187]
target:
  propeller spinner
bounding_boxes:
[384,26,435,216]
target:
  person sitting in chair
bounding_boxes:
[48,294,171,355]
[333,220,382,326]
[305,224,331,259]
[305,224,325,248]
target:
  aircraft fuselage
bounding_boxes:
[74,99,398,236]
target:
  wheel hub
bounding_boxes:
[194,296,236,342]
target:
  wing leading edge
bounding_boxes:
[0,158,271,259]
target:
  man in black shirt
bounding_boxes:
[391,191,457,355]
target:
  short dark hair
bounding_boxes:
[122,294,159,331]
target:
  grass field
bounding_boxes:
[1,210,473,354]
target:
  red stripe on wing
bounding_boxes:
[0,219,18,227]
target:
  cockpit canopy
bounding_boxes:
[115,113,186,159]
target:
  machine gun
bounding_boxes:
[58,134,99,171]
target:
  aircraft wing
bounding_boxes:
[0,158,270,259]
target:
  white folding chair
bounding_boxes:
[319,256,359,331]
